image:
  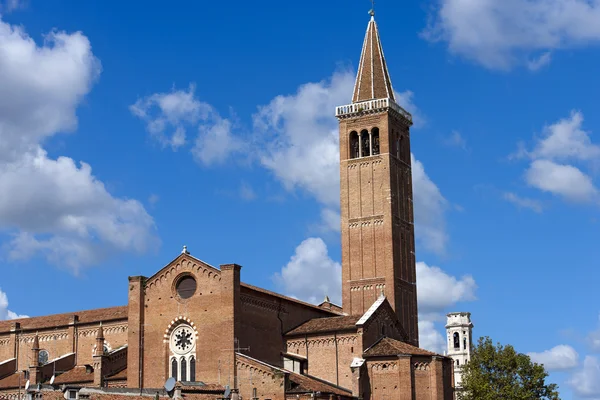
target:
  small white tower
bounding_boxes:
[445,312,474,390]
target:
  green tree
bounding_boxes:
[458,336,560,400]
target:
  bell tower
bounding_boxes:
[336,11,419,346]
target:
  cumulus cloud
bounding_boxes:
[412,156,449,255]
[131,85,243,164]
[0,0,25,13]
[0,288,27,320]
[444,131,468,151]
[510,111,600,205]
[0,17,157,270]
[503,192,544,213]
[416,261,477,353]
[528,345,579,371]
[568,356,600,397]
[422,0,600,70]
[273,238,342,305]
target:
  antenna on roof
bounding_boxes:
[164,377,176,393]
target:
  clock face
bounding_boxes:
[170,325,195,355]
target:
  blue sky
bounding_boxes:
[1,0,600,397]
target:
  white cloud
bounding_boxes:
[319,208,341,233]
[419,320,447,354]
[395,90,426,129]
[412,156,449,255]
[0,0,25,13]
[273,238,342,305]
[0,288,27,320]
[511,111,600,204]
[528,51,552,71]
[130,84,212,150]
[192,116,243,165]
[417,261,477,315]
[239,182,257,201]
[528,111,600,162]
[423,0,600,70]
[528,345,579,371]
[503,192,544,213]
[568,356,600,397]
[525,159,598,202]
[444,131,468,151]
[254,70,352,207]
[0,17,157,270]
[416,261,477,353]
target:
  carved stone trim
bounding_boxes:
[241,294,287,314]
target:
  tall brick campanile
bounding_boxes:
[336,12,419,346]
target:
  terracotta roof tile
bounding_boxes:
[105,368,127,381]
[363,337,439,357]
[241,284,342,316]
[50,366,94,385]
[176,383,224,392]
[285,315,360,336]
[0,371,26,389]
[0,306,128,333]
[287,372,352,396]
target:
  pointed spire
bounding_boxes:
[32,333,39,350]
[97,322,104,339]
[352,13,395,103]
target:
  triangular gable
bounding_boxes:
[356,295,409,342]
[144,251,221,288]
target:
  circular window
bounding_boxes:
[170,325,195,355]
[38,350,49,365]
[176,275,196,299]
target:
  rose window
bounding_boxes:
[170,324,196,356]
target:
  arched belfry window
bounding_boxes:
[169,323,197,381]
[372,128,380,155]
[361,130,370,158]
[453,332,460,349]
[350,131,359,159]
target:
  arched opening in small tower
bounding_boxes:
[464,336,467,350]
[350,131,359,159]
[453,332,460,349]
[361,130,370,157]
[372,128,380,155]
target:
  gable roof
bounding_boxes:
[241,284,342,316]
[287,372,352,396]
[0,306,127,333]
[285,315,360,336]
[363,337,439,358]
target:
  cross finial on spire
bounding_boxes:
[369,0,375,18]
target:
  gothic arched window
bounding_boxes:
[169,323,197,381]
[453,332,460,349]
[372,128,380,155]
[171,358,178,380]
[361,130,370,157]
[350,131,359,159]
[190,357,196,382]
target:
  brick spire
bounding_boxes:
[352,12,395,103]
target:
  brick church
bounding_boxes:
[0,11,454,400]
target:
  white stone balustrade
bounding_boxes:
[335,97,412,122]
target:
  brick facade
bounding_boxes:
[0,12,455,400]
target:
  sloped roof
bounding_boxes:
[0,371,26,389]
[50,366,94,385]
[363,337,439,357]
[285,315,360,336]
[0,306,127,333]
[352,14,395,103]
[287,372,352,396]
